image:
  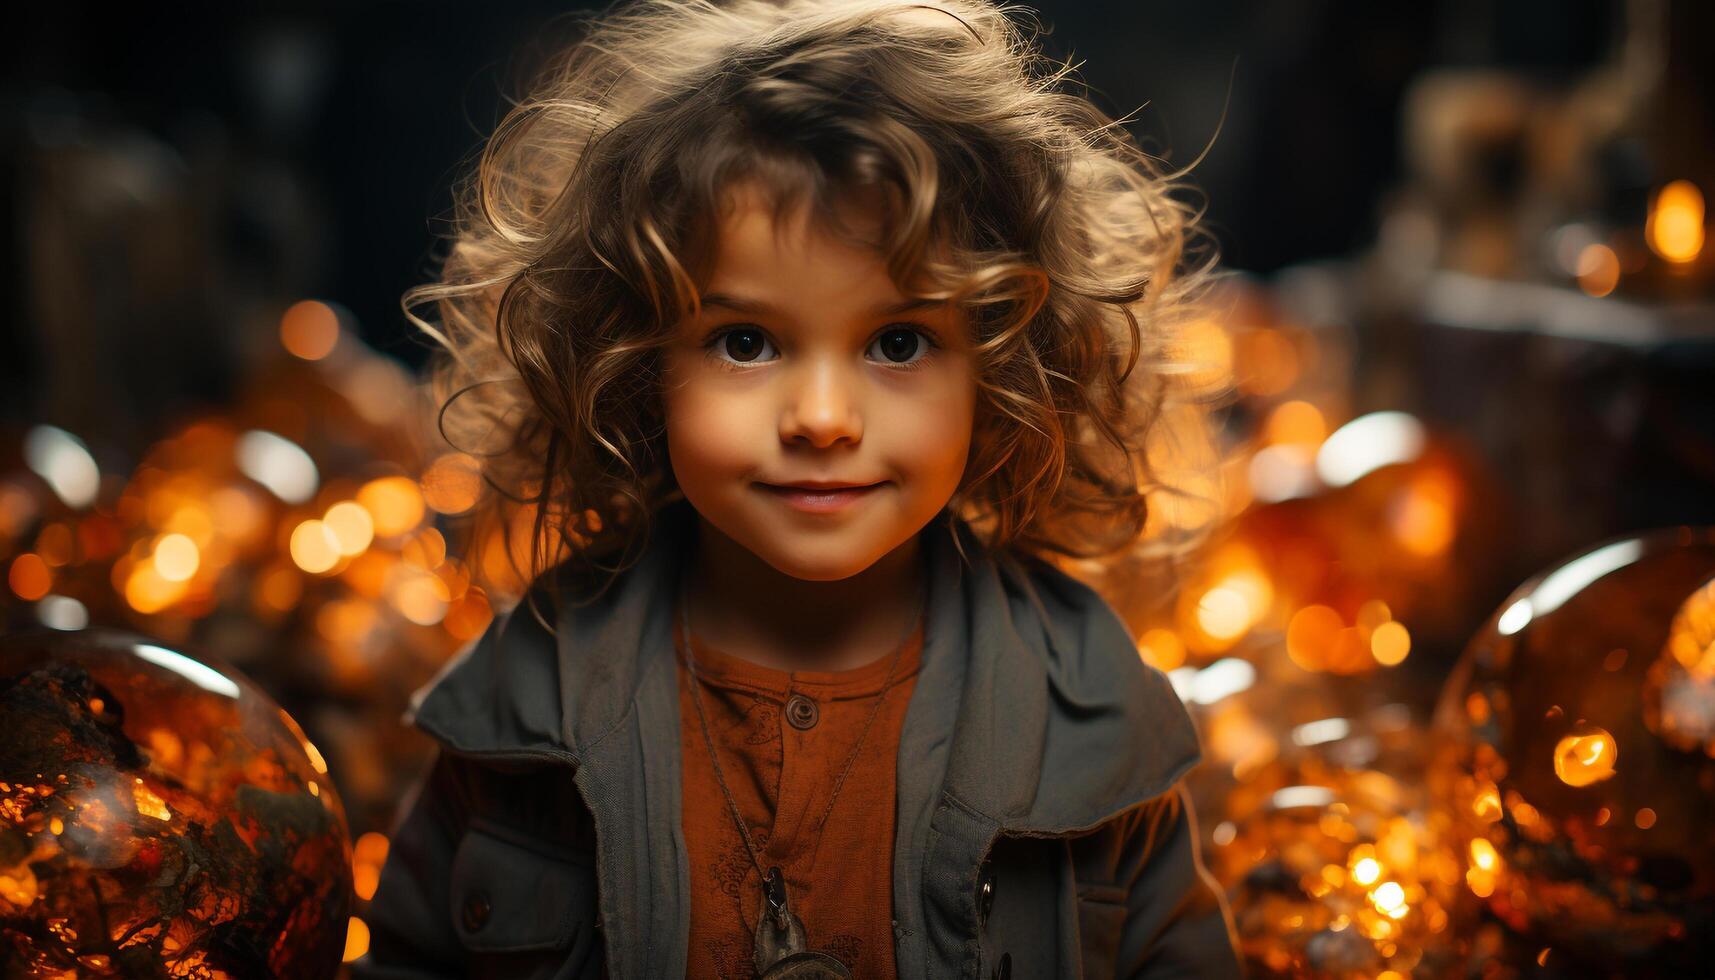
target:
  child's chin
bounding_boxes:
[757,542,890,583]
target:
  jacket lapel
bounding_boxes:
[896,516,1201,979]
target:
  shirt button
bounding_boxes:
[462,889,492,932]
[785,694,819,730]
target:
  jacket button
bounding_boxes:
[991,951,1012,980]
[785,694,819,730]
[461,889,492,932]
[977,865,995,926]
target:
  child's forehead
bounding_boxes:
[694,179,891,278]
[708,178,888,248]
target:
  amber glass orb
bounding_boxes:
[1432,528,1715,972]
[0,627,352,978]
[1202,705,1465,979]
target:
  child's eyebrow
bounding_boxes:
[698,292,943,317]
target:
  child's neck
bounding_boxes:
[680,517,925,674]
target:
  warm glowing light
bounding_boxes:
[1371,621,1411,666]
[280,299,341,361]
[353,832,390,901]
[132,781,172,822]
[1553,726,1617,787]
[353,863,380,903]
[152,533,201,582]
[342,917,370,963]
[210,486,269,547]
[1576,243,1620,297]
[1196,587,1252,641]
[1635,807,1657,830]
[255,563,304,613]
[323,501,375,556]
[124,561,188,614]
[1664,577,1715,677]
[1185,561,1274,650]
[444,587,494,640]
[422,452,484,514]
[1355,600,1392,632]
[1263,400,1327,448]
[9,553,52,601]
[1390,469,1459,556]
[392,567,452,626]
[402,527,448,570]
[1647,180,1705,264]
[35,523,74,566]
[1469,838,1499,872]
[1468,782,1495,820]
[1352,857,1381,886]
[355,831,391,865]
[290,520,342,575]
[1138,628,1187,671]
[358,476,426,538]
[1370,880,1407,916]
[1169,319,1233,392]
[1287,605,1343,672]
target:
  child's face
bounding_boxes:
[662,180,978,582]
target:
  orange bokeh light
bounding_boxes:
[1647,180,1705,264]
[9,553,52,601]
[290,520,341,575]
[358,477,426,538]
[280,300,341,361]
[1552,725,1617,787]
[1576,243,1620,297]
[422,452,484,515]
[1138,628,1187,671]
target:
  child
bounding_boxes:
[355,1,1238,977]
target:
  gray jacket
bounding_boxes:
[352,500,1239,979]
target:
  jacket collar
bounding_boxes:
[407,494,1198,835]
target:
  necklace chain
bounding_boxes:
[676,574,921,904]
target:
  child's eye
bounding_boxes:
[867,326,936,370]
[706,327,777,366]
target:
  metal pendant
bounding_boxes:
[752,867,853,979]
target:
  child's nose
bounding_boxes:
[779,360,863,448]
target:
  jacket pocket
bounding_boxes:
[449,818,600,976]
[1075,882,1128,978]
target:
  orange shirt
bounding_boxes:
[675,610,923,979]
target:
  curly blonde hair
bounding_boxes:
[407,0,1225,603]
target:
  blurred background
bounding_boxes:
[3,1,1713,977]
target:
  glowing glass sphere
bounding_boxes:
[1432,528,1715,972]
[0,627,351,978]
[1197,705,1465,978]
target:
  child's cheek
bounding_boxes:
[661,368,764,499]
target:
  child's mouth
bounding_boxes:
[755,482,885,514]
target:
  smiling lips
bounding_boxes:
[757,481,885,514]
